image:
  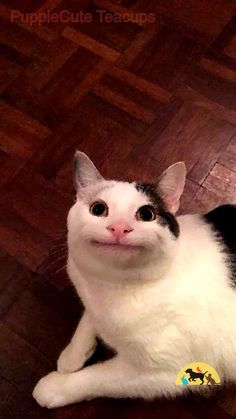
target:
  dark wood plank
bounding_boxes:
[218,137,236,172]
[134,0,236,41]
[0,376,48,419]
[4,288,75,361]
[0,251,30,317]
[202,163,236,201]
[0,321,52,392]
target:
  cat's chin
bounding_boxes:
[90,240,143,253]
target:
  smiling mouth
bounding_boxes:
[91,240,142,251]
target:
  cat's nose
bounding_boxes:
[106,220,133,240]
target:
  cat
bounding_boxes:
[33,151,236,409]
[205,373,220,385]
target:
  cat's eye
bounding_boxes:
[136,205,156,222]
[90,201,108,217]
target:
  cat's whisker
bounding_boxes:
[39,255,67,274]
[37,235,67,248]
[48,244,67,255]
[51,264,67,275]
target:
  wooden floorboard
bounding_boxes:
[0,0,236,417]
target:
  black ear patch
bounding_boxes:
[204,204,236,286]
[135,182,180,238]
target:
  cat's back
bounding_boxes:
[176,206,235,292]
[203,204,236,284]
[203,204,236,250]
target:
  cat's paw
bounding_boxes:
[33,371,70,409]
[57,341,97,373]
[57,344,85,373]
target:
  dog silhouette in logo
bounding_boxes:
[185,368,208,385]
[205,373,220,385]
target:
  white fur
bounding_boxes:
[33,171,236,409]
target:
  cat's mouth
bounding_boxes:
[90,240,143,251]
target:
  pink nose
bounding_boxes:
[106,220,133,240]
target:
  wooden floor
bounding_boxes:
[0,0,236,417]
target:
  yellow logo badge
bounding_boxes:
[176,362,221,386]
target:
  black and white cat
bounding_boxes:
[33,151,236,408]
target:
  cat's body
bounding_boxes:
[33,152,236,409]
[68,210,236,382]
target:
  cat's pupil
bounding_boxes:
[90,202,107,217]
[137,205,156,222]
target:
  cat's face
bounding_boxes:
[68,152,186,268]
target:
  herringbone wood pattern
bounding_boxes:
[0,1,236,418]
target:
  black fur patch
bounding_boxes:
[135,182,180,238]
[204,205,236,286]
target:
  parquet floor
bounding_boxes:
[0,1,236,418]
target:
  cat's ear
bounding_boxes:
[73,151,104,191]
[157,162,186,214]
